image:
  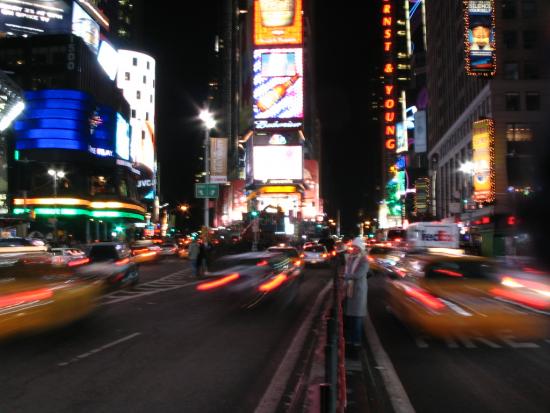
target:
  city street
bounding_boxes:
[365,273,550,413]
[0,259,333,413]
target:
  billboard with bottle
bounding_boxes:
[253,48,303,127]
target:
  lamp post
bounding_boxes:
[199,109,216,230]
[48,168,65,243]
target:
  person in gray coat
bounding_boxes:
[344,236,369,346]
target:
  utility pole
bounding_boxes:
[336,209,341,237]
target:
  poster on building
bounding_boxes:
[253,48,303,128]
[464,0,496,76]
[413,110,427,153]
[396,122,408,154]
[472,119,495,202]
[254,0,302,46]
[210,138,228,184]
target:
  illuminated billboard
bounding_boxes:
[253,48,303,129]
[116,113,130,161]
[464,0,496,76]
[254,0,302,46]
[14,89,124,158]
[395,122,408,154]
[71,1,99,54]
[97,40,119,81]
[472,119,495,203]
[0,0,71,36]
[210,138,228,184]
[252,145,303,182]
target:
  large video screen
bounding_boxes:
[253,145,303,181]
[72,1,99,54]
[254,0,302,46]
[472,119,495,202]
[0,0,72,37]
[253,48,303,124]
[464,0,496,76]
[116,113,130,161]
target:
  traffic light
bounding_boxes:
[250,210,259,218]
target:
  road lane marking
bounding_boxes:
[499,334,540,348]
[255,281,333,413]
[58,332,142,367]
[364,313,416,413]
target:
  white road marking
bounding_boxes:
[254,282,333,413]
[364,312,416,413]
[58,332,142,367]
[457,337,476,348]
[499,334,540,349]
[414,336,429,348]
[472,337,501,348]
[444,337,459,348]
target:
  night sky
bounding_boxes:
[142,1,381,235]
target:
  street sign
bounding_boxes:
[195,183,219,199]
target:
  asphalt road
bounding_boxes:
[366,272,550,413]
[0,258,333,413]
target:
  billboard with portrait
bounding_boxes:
[252,145,303,182]
[253,48,303,128]
[254,0,302,46]
[464,0,496,76]
[472,119,495,202]
[71,1,99,54]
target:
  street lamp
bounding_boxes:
[47,168,65,243]
[198,109,216,229]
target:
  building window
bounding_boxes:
[147,61,150,70]
[150,95,153,103]
[525,92,540,111]
[523,30,538,49]
[124,72,130,81]
[502,31,517,49]
[503,62,519,80]
[505,93,520,111]
[131,109,136,118]
[501,0,517,18]
[145,112,149,121]
[521,0,537,17]
[506,123,533,141]
[141,130,145,140]
[136,90,141,99]
[524,62,539,79]
[132,57,138,66]
[143,75,146,84]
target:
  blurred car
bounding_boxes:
[195,251,300,309]
[130,241,160,264]
[178,244,190,259]
[267,245,304,278]
[367,245,405,275]
[0,255,103,340]
[302,244,331,267]
[50,247,89,267]
[84,242,139,288]
[387,254,549,339]
[159,242,179,257]
[0,237,48,254]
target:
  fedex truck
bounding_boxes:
[406,222,460,249]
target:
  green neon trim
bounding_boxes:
[13,208,144,221]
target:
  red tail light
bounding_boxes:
[68,257,90,267]
[115,258,130,266]
[259,273,288,292]
[490,287,549,311]
[401,284,446,310]
[0,288,53,309]
[256,260,269,267]
[332,251,337,256]
[434,269,463,277]
[322,253,328,258]
[196,273,240,291]
[294,259,302,267]
[132,248,149,256]
[300,253,305,258]
[367,256,375,263]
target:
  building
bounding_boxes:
[0,34,144,242]
[425,0,549,255]
[97,0,145,48]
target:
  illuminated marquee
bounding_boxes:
[472,119,495,203]
[464,0,496,76]
[381,0,396,152]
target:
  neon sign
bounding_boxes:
[382,0,395,154]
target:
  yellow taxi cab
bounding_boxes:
[387,253,549,339]
[130,240,160,264]
[367,244,405,275]
[0,257,103,340]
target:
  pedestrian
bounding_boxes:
[344,236,369,349]
[188,239,201,277]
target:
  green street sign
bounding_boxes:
[195,183,219,199]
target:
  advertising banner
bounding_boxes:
[210,137,228,184]
[0,0,71,36]
[253,48,303,129]
[396,122,408,154]
[253,145,303,182]
[464,0,496,76]
[254,0,302,46]
[71,1,99,54]
[413,110,427,153]
[472,119,495,202]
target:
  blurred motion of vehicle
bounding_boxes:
[387,253,549,339]
[195,251,300,309]
[267,245,304,278]
[0,237,48,254]
[130,240,160,264]
[0,255,103,340]
[51,247,89,267]
[302,244,331,267]
[83,242,139,288]
[178,244,189,259]
[368,245,405,275]
[159,242,179,257]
